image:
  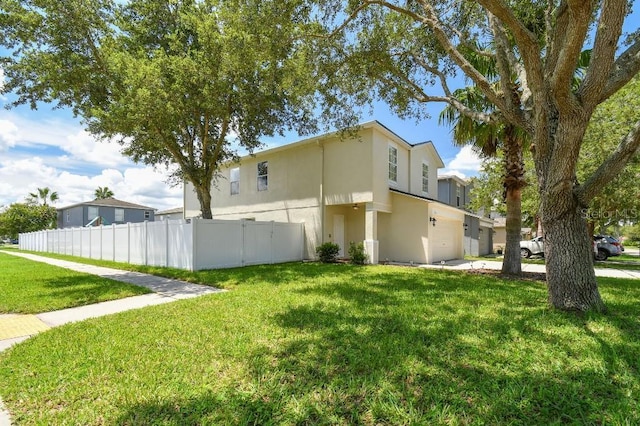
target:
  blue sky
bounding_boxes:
[1,4,638,212]
[0,73,478,213]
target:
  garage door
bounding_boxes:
[479,226,492,255]
[431,219,460,262]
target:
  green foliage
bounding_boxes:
[579,74,640,233]
[0,203,57,239]
[26,187,58,206]
[316,242,340,263]
[348,241,368,265]
[0,0,322,218]
[94,186,114,199]
[1,262,640,424]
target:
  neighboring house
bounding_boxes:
[155,207,184,221]
[57,197,156,229]
[437,175,494,256]
[492,216,532,253]
[184,120,467,264]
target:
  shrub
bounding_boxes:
[348,241,368,265]
[316,242,340,263]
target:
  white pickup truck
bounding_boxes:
[520,236,544,258]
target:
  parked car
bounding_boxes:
[594,235,622,261]
[519,235,621,260]
[520,236,544,258]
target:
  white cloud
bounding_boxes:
[0,119,19,151]
[0,157,182,212]
[441,145,483,178]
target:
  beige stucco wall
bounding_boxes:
[323,130,374,206]
[378,193,431,264]
[409,144,440,198]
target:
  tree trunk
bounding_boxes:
[194,184,213,219]
[501,125,525,275]
[502,188,522,275]
[542,199,606,312]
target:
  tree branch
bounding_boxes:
[600,39,640,102]
[576,119,640,205]
[578,0,626,108]
[547,0,592,110]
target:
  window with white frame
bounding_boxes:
[257,161,268,191]
[456,183,461,207]
[66,211,70,223]
[388,145,398,183]
[88,206,99,221]
[144,211,151,220]
[115,208,124,222]
[230,167,240,195]
[422,163,429,193]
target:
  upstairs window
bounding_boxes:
[230,167,240,195]
[257,161,268,191]
[144,211,151,220]
[422,163,429,193]
[388,146,398,183]
[456,183,461,207]
[115,208,124,222]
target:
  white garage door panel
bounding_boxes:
[432,219,459,262]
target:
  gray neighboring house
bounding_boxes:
[437,175,494,256]
[155,207,183,221]
[57,197,156,229]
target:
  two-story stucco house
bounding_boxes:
[184,121,466,264]
[438,175,494,256]
[57,197,156,229]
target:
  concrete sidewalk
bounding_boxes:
[1,251,224,352]
[419,257,640,279]
[1,251,225,425]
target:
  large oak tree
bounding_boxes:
[321,0,640,312]
[1,0,319,219]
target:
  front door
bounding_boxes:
[333,214,345,257]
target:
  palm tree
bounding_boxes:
[94,186,114,199]
[27,187,59,206]
[440,86,528,276]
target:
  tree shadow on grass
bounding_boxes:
[113,271,639,424]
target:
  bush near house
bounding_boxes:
[348,241,368,264]
[316,242,340,263]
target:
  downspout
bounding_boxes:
[319,140,325,246]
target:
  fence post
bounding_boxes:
[127,222,131,264]
[144,220,148,266]
[192,218,198,271]
[165,219,169,268]
[271,221,275,264]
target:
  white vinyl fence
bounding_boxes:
[19,218,305,271]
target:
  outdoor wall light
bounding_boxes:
[429,217,437,226]
[353,204,359,210]
[464,223,468,231]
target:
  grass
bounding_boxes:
[0,251,150,314]
[1,262,639,424]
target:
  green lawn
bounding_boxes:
[1,263,639,424]
[0,251,150,314]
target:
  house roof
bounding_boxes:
[57,197,156,211]
[438,174,469,186]
[156,207,183,215]
[236,120,442,162]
